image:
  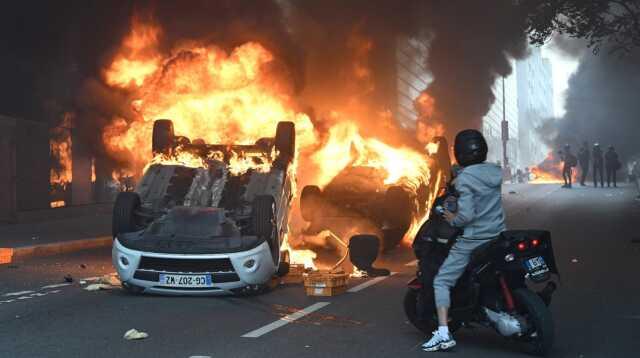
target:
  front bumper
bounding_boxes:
[112,238,276,296]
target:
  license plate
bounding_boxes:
[524,256,548,273]
[159,274,212,288]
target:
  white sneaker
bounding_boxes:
[422,330,456,352]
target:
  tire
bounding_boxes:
[252,195,279,265]
[300,185,323,222]
[404,288,461,335]
[513,288,555,356]
[275,121,295,161]
[152,119,175,155]
[276,250,290,277]
[112,192,141,238]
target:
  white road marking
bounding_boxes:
[17,296,33,300]
[0,299,16,304]
[41,283,72,289]
[241,302,331,338]
[405,259,418,267]
[4,290,35,297]
[347,272,397,293]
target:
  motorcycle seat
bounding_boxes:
[468,236,503,269]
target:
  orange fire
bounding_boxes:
[50,113,73,208]
[530,151,578,184]
[102,18,443,267]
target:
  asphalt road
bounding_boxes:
[1,183,639,358]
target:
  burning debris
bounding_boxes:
[530,151,579,184]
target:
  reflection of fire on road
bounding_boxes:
[98,17,450,269]
[531,151,578,184]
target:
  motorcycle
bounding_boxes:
[405,187,559,356]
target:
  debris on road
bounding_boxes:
[123,328,149,340]
[571,258,579,263]
[83,283,114,291]
[508,190,517,194]
[99,274,121,286]
[64,274,73,283]
[304,270,348,296]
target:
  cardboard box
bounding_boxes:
[304,285,347,297]
[280,264,307,285]
[303,270,348,296]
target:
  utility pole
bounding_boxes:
[501,76,510,178]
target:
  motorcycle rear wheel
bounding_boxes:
[513,288,554,356]
[403,289,461,335]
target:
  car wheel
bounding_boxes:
[275,121,295,162]
[252,195,279,265]
[112,192,141,238]
[300,185,323,222]
[152,119,175,155]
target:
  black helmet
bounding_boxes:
[454,129,488,167]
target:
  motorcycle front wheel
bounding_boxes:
[513,288,555,356]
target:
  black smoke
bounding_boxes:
[543,48,640,162]
[422,0,530,137]
[1,0,536,162]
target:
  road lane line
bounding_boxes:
[347,272,397,293]
[241,302,331,338]
[41,283,72,289]
[405,260,418,267]
[4,290,35,297]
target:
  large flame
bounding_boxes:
[311,121,430,190]
[530,151,578,184]
[102,18,443,268]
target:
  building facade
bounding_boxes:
[482,62,520,170]
[517,47,554,168]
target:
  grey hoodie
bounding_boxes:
[451,163,506,239]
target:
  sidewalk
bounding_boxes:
[0,211,112,264]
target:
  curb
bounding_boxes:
[0,236,112,264]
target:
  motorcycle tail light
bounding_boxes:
[531,239,540,247]
[517,241,528,251]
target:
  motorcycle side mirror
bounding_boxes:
[348,235,390,277]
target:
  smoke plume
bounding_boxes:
[543,48,640,162]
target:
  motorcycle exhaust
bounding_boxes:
[484,308,524,337]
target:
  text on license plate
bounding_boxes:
[525,256,547,271]
[159,274,212,287]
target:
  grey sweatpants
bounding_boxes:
[433,237,495,308]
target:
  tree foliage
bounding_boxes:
[526,0,640,53]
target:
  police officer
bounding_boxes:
[578,141,590,186]
[561,144,576,188]
[605,146,620,187]
[592,143,605,188]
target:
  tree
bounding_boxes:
[526,0,640,53]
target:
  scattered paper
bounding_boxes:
[83,283,113,291]
[124,328,149,340]
[571,258,579,263]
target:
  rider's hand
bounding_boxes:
[443,210,456,224]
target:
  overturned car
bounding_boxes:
[112,119,295,295]
[300,137,451,251]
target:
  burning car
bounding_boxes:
[300,136,451,251]
[112,119,295,295]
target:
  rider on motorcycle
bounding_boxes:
[422,129,506,352]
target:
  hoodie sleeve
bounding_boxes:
[451,174,475,227]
